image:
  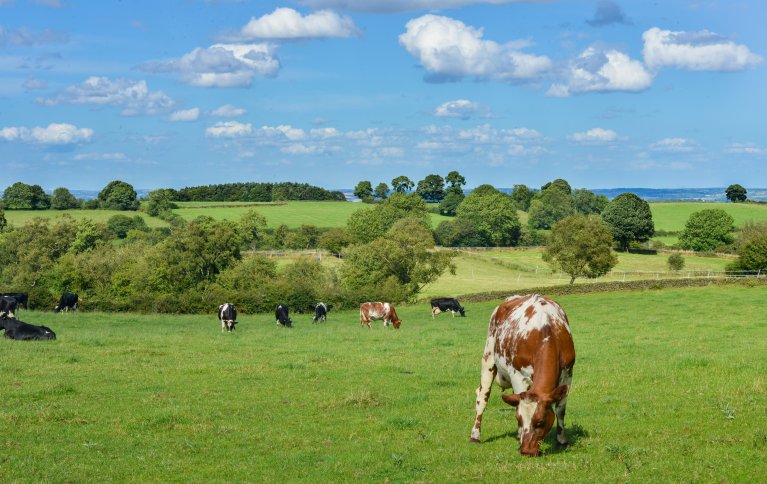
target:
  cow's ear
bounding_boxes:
[550,385,569,403]
[501,393,521,407]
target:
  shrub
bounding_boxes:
[667,253,685,271]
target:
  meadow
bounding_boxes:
[2,208,167,228]
[2,285,765,481]
[651,202,767,233]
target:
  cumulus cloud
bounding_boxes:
[211,104,246,117]
[72,152,127,161]
[548,47,653,96]
[310,127,340,138]
[586,0,631,27]
[399,14,552,83]
[434,99,491,120]
[139,43,280,88]
[38,77,175,116]
[257,124,305,140]
[169,108,201,122]
[296,0,527,13]
[205,121,253,138]
[281,143,341,155]
[0,25,68,47]
[0,123,93,144]
[725,142,767,155]
[234,7,359,40]
[643,27,762,71]
[568,127,619,143]
[650,137,696,152]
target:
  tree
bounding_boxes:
[601,193,655,251]
[98,180,139,210]
[391,176,414,194]
[541,178,572,195]
[353,180,373,201]
[572,188,608,215]
[678,209,735,252]
[445,170,466,195]
[238,209,268,250]
[2,182,51,209]
[145,189,178,216]
[318,228,351,257]
[70,218,105,254]
[51,187,80,210]
[434,218,487,247]
[341,217,455,299]
[456,186,521,246]
[438,191,464,216]
[733,228,767,272]
[667,254,685,271]
[542,215,617,284]
[725,184,747,202]
[527,188,575,230]
[0,210,5,232]
[346,193,430,244]
[416,174,446,202]
[374,182,389,200]
[510,184,535,211]
[107,214,148,239]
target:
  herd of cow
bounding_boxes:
[0,292,79,340]
[3,289,574,456]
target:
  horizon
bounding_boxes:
[1,1,765,190]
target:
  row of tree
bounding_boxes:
[0,181,139,211]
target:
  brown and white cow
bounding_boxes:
[470,294,575,456]
[359,302,402,329]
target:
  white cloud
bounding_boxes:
[643,27,762,71]
[258,124,306,141]
[548,47,653,97]
[139,43,280,88]
[169,108,201,122]
[211,104,247,117]
[399,14,552,83]
[0,25,68,47]
[72,152,127,161]
[297,0,527,13]
[38,77,175,116]
[568,127,619,143]
[235,7,359,40]
[650,137,696,152]
[0,123,93,144]
[23,78,48,90]
[725,142,767,155]
[310,127,340,138]
[281,143,341,155]
[434,99,491,119]
[205,121,253,138]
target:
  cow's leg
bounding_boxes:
[221,320,225,333]
[470,349,497,443]
[555,370,573,448]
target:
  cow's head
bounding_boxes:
[226,320,237,332]
[502,385,568,456]
[392,317,402,329]
[459,307,466,317]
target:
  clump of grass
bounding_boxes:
[385,417,419,430]
[721,402,736,421]
[335,390,382,408]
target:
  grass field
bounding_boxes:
[2,209,168,228]
[651,202,767,233]
[2,285,765,481]
[421,249,733,297]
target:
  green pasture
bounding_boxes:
[421,249,733,298]
[2,285,765,481]
[2,209,167,228]
[651,202,767,233]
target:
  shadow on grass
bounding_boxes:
[481,423,590,452]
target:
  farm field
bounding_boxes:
[651,202,767,233]
[2,208,167,228]
[421,248,733,298]
[170,200,453,229]
[2,285,765,481]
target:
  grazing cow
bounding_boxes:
[0,292,28,310]
[275,304,292,328]
[1,316,56,341]
[217,303,238,333]
[359,302,402,329]
[0,296,18,318]
[54,293,78,313]
[430,297,466,318]
[312,302,329,323]
[470,294,575,457]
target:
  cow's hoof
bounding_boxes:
[469,438,480,444]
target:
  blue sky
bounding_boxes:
[0,0,764,192]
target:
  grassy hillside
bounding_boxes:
[651,202,767,232]
[2,285,765,481]
[2,208,167,228]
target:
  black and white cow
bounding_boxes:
[0,292,28,310]
[275,304,292,328]
[1,316,56,341]
[430,297,466,318]
[0,296,18,318]
[54,293,78,313]
[312,302,329,323]
[217,303,238,333]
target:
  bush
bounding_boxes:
[667,253,685,271]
